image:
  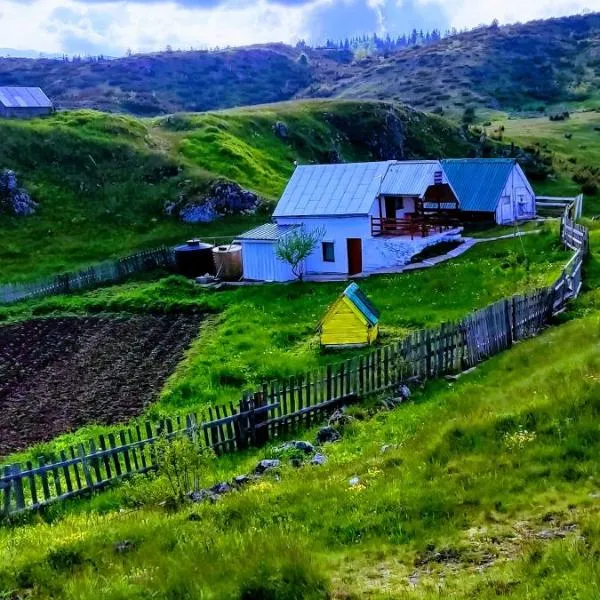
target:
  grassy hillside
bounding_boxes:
[2,15,599,116]
[0,100,479,283]
[486,110,600,213]
[1,293,599,598]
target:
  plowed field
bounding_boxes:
[0,315,202,456]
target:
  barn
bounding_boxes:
[441,159,536,224]
[0,87,53,119]
[319,283,380,347]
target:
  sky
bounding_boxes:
[0,0,597,57]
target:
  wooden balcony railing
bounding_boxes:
[371,214,461,238]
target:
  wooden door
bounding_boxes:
[347,238,362,275]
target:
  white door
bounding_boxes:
[515,187,530,218]
[500,196,513,223]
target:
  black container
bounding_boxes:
[174,239,216,278]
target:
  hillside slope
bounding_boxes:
[1,299,599,598]
[0,100,479,282]
[2,14,599,115]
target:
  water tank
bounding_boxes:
[213,243,243,280]
[174,239,215,278]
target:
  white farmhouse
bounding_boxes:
[238,158,536,282]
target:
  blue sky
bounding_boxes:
[0,0,597,56]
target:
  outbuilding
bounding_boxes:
[0,87,53,119]
[237,222,299,282]
[441,159,536,224]
[319,283,380,347]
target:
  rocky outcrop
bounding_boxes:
[166,180,261,223]
[0,170,37,216]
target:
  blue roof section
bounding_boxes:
[441,159,515,212]
[344,282,380,326]
[0,87,52,108]
[273,161,393,217]
[237,222,298,241]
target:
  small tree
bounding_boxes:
[275,226,325,281]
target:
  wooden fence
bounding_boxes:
[0,203,589,517]
[0,247,175,305]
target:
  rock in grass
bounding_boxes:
[316,426,341,444]
[328,409,355,429]
[232,475,251,487]
[348,476,360,487]
[310,453,327,466]
[114,540,136,554]
[254,459,281,475]
[274,440,315,455]
[209,482,232,495]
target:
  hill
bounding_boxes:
[1,14,599,116]
[0,100,482,282]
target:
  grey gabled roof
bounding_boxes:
[237,222,299,241]
[0,87,52,108]
[273,161,393,217]
[379,160,443,196]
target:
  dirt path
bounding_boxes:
[0,314,203,456]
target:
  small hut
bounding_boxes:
[319,283,380,348]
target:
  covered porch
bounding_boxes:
[371,183,461,239]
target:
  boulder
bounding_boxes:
[232,475,252,487]
[254,459,281,475]
[272,121,288,139]
[328,409,355,429]
[316,426,341,444]
[348,476,361,487]
[0,170,37,216]
[310,453,327,466]
[275,440,315,455]
[209,482,232,495]
[169,180,261,223]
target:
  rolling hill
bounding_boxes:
[1,13,599,116]
[0,100,481,282]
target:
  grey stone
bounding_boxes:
[310,453,327,466]
[316,426,341,444]
[233,475,251,487]
[399,385,411,399]
[348,476,361,487]
[209,482,232,495]
[168,180,261,223]
[272,121,288,139]
[0,170,37,217]
[254,459,281,475]
[275,440,315,455]
[114,540,136,554]
[328,409,355,429]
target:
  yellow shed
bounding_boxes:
[319,283,380,348]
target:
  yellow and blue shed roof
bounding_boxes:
[343,283,380,326]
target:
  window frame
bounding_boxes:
[322,241,335,263]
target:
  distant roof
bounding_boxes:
[237,222,298,241]
[344,283,380,326]
[0,87,52,108]
[379,160,443,196]
[273,161,393,217]
[441,159,516,212]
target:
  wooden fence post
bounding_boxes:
[253,390,269,446]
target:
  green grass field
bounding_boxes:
[1,290,598,599]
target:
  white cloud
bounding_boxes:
[0,0,597,56]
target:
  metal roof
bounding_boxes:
[379,160,443,196]
[273,161,393,217]
[237,222,299,241]
[344,283,380,326]
[0,87,52,108]
[441,159,515,212]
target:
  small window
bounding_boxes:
[322,242,335,263]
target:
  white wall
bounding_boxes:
[495,165,536,224]
[276,215,371,275]
[240,239,298,282]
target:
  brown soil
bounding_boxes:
[0,314,202,457]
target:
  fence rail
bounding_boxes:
[0,247,175,305]
[0,198,589,517]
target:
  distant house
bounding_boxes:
[238,158,536,282]
[0,87,53,119]
[442,159,536,224]
[319,283,380,347]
